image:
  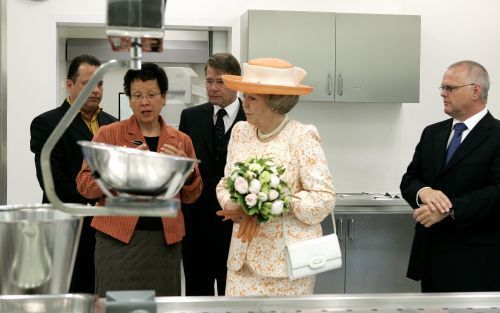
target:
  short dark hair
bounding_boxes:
[204,53,241,76]
[67,54,101,82]
[123,62,169,96]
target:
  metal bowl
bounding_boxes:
[78,141,198,198]
[0,204,82,295]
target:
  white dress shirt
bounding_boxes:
[213,97,240,133]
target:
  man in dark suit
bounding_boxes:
[30,54,117,293]
[179,53,245,295]
[400,60,500,292]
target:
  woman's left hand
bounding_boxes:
[160,142,196,184]
[216,202,247,222]
[160,142,187,157]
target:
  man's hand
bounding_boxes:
[413,205,449,227]
[419,188,452,213]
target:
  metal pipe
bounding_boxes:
[41,60,123,215]
[130,38,142,70]
[40,58,180,216]
[0,0,7,204]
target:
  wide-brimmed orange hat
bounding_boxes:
[222,58,313,95]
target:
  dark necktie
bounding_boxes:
[214,109,227,156]
[445,122,467,165]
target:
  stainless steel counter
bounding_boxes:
[99,293,500,313]
[335,193,411,213]
[3,292,500,313]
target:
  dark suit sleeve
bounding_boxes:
[30,115,90,203]
[401,121,500,227]
[179,133,203,204]
[30,116,50,192]
[400,128,429,209]
[178,110,187,134]
[451,147,500,226]
[98,111,118,126]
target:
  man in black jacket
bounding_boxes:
[179,53,245,295]
[30,54,117,293]
[400,60,500,292]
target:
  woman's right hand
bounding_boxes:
[237,215,260,243]
[216,202,260,243]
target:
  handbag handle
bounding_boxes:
[283,212,337,244]
[281,121,336,242]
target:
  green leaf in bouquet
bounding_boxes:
[230,193,243,206]
[257,215,268,224]
[260,206,271,216]
[277,165,286,176]
[277,184,283,192]
[236,196,248,210]
[244,170,255,180]
[233,162,245,171]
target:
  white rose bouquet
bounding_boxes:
[226,156,291,223]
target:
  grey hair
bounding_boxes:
[449,60,490,102]
[265,95,299,114]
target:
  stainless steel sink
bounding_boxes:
[0,294,96,313]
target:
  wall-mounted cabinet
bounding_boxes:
[241,10,421,103]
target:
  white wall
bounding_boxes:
[6,0,500,204]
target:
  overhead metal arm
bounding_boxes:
[40,58,178,217]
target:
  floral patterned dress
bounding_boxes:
[216,119,335,296]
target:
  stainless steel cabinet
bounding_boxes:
[314,211,420,294]
[241,10,421,103]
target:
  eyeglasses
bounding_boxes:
[130,91,161,101]
[439,83,476,93]
[206,79,225,88]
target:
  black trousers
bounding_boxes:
[69,217,95,293]
[182,221,232,296]
[420,232,500,292]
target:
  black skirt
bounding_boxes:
[94,230,181,297]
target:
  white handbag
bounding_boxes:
[284,213,342,280]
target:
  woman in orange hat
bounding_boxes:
[216,58,335,296]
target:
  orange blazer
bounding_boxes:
[76,116,202,244]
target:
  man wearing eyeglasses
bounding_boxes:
[30,54,118,294]
[179,53,246,296]
[400,60,500,292]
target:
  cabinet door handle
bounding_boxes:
[337,74,343,96]
[335,218,343,240]
[348,218,355,240]
[327,73,332,95]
